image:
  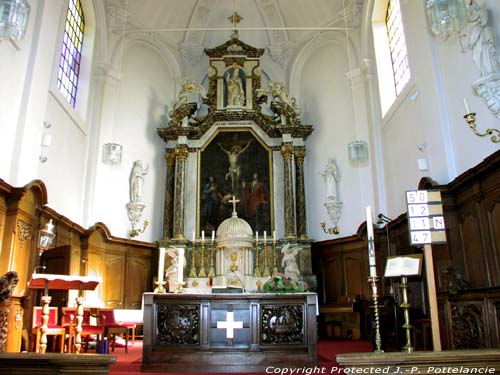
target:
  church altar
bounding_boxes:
[141,292,318,373]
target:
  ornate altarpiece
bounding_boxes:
[157,32,315,291]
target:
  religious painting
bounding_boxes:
[198,129,273,235]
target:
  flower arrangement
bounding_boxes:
[261,274,308,293]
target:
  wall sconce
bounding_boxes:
[102,143,123,165]
[347,140,368,163]
[38,219,55,257]
[463,98,500,143]
[0,0,30,40]
[425,0,467,39]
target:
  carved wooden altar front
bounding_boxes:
[142,292,318,373]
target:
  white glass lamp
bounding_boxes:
[38,219,55,255]
[0,0,30,40]
[348,141,368,163]
[102,143,123,165]
[425,0,467,39]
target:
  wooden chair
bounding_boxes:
[62,307,105,352]
[31,306,65,353]
[99,309,129,353]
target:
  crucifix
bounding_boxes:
[229,195,240,215]
[228,12,242,39]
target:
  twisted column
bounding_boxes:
[294,147,307,239]
[163,149,176,239]
[281,144,296,238]
[173,145,189,239]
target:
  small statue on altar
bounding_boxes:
[281,243,301,279]
[165,247,185,292]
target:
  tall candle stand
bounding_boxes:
[189,240,197,278]
[263,240,270,277]
[208,239,215,278]
[272,239,278,275]
[368,276,383,353]
[254,240,261,277]
[198,239,207,277]
[400,276,414,352]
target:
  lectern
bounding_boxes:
[29,274,101,353]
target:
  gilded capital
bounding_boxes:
[281,144,294,160]
[165,149,176,165]
[294,147,306,163]
[175,145,189,161]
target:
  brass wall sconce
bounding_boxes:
[463,112,499,143]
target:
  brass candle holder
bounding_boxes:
[263,240,270,277]
[153,280,166,294]
[272,239,278,275]
[368,276,383,353]
[189,240,197,278]
[464,112,499,143]
[208,240,215,278]
[254,240,261,277]
[198,239,206,277]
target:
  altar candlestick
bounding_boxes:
[202,230,205,242]
[273,230,276,241]
[212,230,215,241]
[264,231,267,242]
[178,248,184,284]
[158,248,166,284]
[256,231,259,243]
[366,206,377,277]
[463,98,471,114]
[192,232,195,243]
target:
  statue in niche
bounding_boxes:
[225,62,246,106]
[464,0,500,77]
[130,160,149,203]
[281,244,301,279]
[321,158,339,202]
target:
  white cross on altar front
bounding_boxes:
[217,311,243,339]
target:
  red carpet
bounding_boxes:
[109,339,373,375]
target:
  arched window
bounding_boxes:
[57,0,85,107]
[372,0,411,116]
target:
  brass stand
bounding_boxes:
[368,276,383,353]
[263,241,270,277]
[254,240,261,277]
[272,239,278,275]
[198,240,206,277]
[208,240,215,278]
[464,112,499,143]
[153,280,166,293]
[400,276,414,353]
[174,282,186,294]
[189,241,197,277]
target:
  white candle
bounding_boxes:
[256,231,259,243]
[212,230,215,241]
[365,206,376,277]
[264,231,267,242]
[202,230,205,241]
[177,248,184,284]
[273,230,276,241]
[192,231,196,243]
[158,247,166,284]
[463,98,471,114]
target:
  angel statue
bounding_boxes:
[257,81,301,115]
[281,243,301,279]
[165,247,185,292]
[170,78,207,115]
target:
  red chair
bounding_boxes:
[99,309,129,353]
[31,306,66,353]
[62,307,105,352]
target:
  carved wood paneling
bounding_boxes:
[156,304,200,345]
[450,301,486,349]
[260,304,304,344]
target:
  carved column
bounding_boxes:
[294,147,307,239]
[281,144,296,238]
[173,145,189,239]
[163,149,176,239]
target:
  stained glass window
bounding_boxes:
[386,0,410,96]
[57,0,85,107]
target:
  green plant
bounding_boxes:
[261,274,308,293]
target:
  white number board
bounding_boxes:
[406,190,446,245]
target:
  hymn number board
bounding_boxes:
[406,190,447,245]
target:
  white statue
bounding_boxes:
[225,62,245,106]
[171,78,207,113]
[281,243,301,279]
[130,160,149,203]
[464,0,500,77]
[321,159,339,202]
[165,247,185,292]
[257,81,300,114]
